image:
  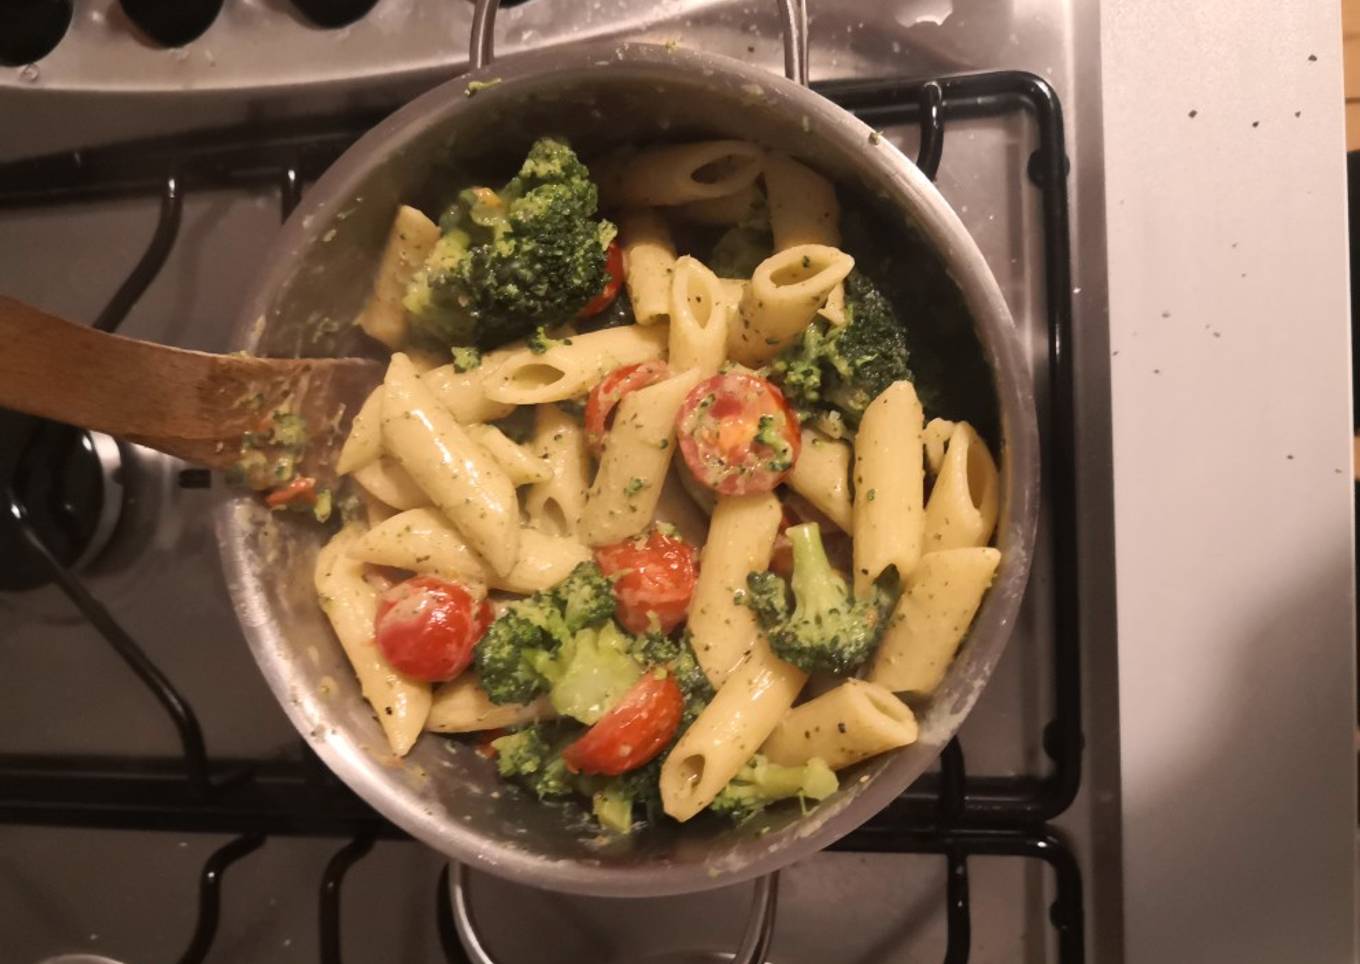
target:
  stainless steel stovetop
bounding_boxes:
[0,2,1117,962]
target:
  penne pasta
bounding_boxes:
[607,140,764,207]
[315,526,431,756]
[420,347,519,424]
[482,325,669,405]
[921,422,999,551]
[869,547,1002,696]
[523,404,592,539]
[357,204,440,350]
[426,673,555,733]
[763,152,840,250]
[672,183,766,226]
[786,428,854,533]
[580,368,706,546]
[729,244,854,365]
[464,423,553,487]
[618,208,677,326]
[687,492,783,686]
[659,642,807,822]
[923,417,957,475]
[351,507,590,595]
[761,678,918,770]
[853,380,924,594]
[652,470,711,547]
[351,456,430,511]
[667,256,731,375]
[381,353,520,577]
[335,385,385,476]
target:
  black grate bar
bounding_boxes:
[93,175,182,332]
[177,832,266,964]
[943,848,971,964]
[437,865,473,964]
[914,80,945,178]
[834,826,1084,962]
[6,521,214,796]
[320,831,377,964]
[281,166,303,220]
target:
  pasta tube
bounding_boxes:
[580,368,706,546]
[921,422,999,551]
[315,526,431,756]
[421,348,518,424]
[923,417,957,475]
[672,183,765,225]
[729,245,854,365]
[618,208,676,326]
[761,679,918,770]
[786,428,853,532]
[381,353,520,577]
[608,141,764,207]
[426,674,554,733]
[351,456,429,511]
[868,547,1002,696]
[464,423,553,487]
[336,385,385,476]
[356,205,440,350]
[763,152,840,250]
[483,325,669,405]
[660,643,807,821]
[523,404,591,539]
[853,381,924,594]
[687,492,783,686]
[351,508,590,595]
[667,256,730,375]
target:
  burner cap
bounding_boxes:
[119,0,222,48]
[291,0,381,28]
[1,419,124,592]
[0,0,72,66]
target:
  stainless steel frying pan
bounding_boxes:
[216,0,1039,904]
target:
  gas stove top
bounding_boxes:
[0,2,1117,962]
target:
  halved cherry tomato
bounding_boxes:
[578,239,625,319]
[675,372,802,495]
[562,672,683,775]
[595,528,699,635]
[265,476,317,508]
[373,576,493,683]
[584,360,670,453]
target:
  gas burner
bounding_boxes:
[0,0,71,66]
[1,417,124,591]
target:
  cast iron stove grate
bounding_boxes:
[0,68,1084,964]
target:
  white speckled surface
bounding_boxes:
[1102,1,1356,961]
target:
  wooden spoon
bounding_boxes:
[0,296,382,480]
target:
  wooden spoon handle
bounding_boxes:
[0,296,230,443]
[0,296,380,470]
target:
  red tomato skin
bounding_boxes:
[578,240,625,319]
[594,529,700,635]
[374,576,493,683]
[584,360,670,453]
[265,475,317,507]
[675,373,802,496]
[561,673,684,776]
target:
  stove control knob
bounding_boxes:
[119,0,222,48]
[0,0,72,67]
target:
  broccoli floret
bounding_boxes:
[450,345,482,372]
[709,754,838,822]
[632,631,715,727]
[742,522,890,675]
[526,324,570,355]
[709,226,773,279]
[538,621,642,724]
[403,138,614,350]
[491,726,574,799]
[554,561,616,632]
[474,562,615,704]
[768,270,913,431]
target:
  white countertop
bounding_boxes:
[1101,1,1356,961]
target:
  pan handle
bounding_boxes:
[469,0,809,86]
[448,861,780,964]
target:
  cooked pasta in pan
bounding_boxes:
[254,137,1003,834]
